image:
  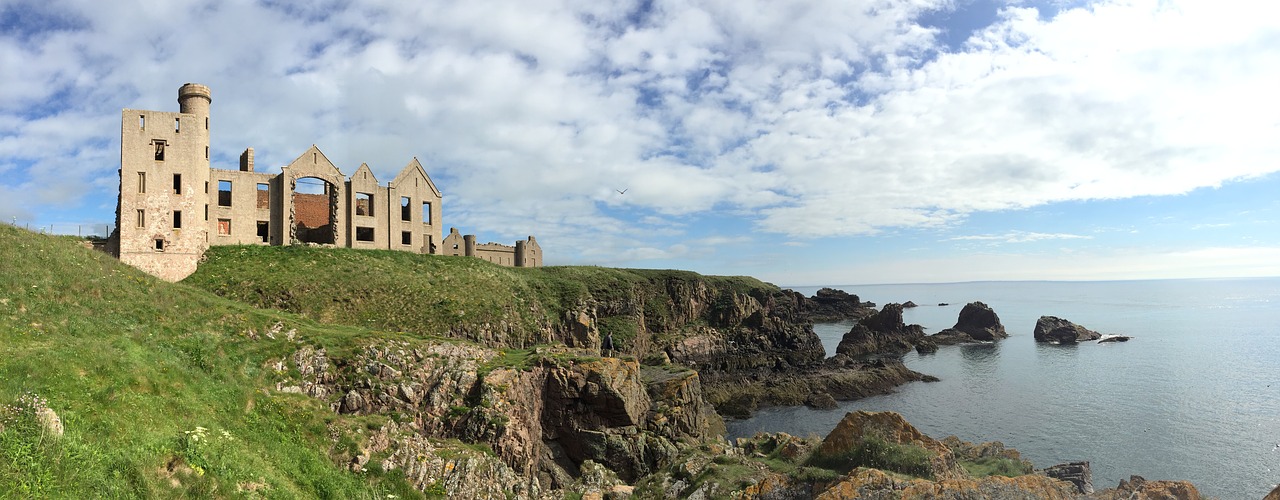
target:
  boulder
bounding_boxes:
[1034,316,1102,344]
[813,410,966,481]
[1091,475,1203,500]
[1265,483,1280,500]
[805,392,838,410]
[1041,461,1093,494]
[902,301,918,308]
[1098,335,1131,343]
[931,301,1007,343]
[834,303,925,358]
[36,407,63,438]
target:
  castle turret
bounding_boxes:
[178,83,211,122]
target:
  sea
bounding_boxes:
[726,278,1280,499]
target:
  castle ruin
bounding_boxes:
[109,83,540,281]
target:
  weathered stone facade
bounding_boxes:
[110,83,541,281]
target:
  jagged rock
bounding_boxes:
[339,390,365,414]
[1035,316,1103,343]
[1098,335,1131,343]
[932,301,1008,344]
[813,410,966,481]
[1042,461,1093,494]
[902,301,918,308]
[801,288,874,322]
[1090,475,1203,500]
[1264,483,1280,500]
[915,337,938,354]
[834,303,925,358]
[805,392,838,410]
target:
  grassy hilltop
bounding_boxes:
[0,225,778,497]
[0,223,430,497]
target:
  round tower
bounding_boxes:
[177,83,212,120]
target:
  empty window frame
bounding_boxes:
[175,117,180,132]
[422,201,432,224]
[257,221,269,242]
[256,183,269,209]
[218,180,232,206]
[400,196,411,221]
[356,227,375,242]
[154,140,166,161]
[139,115,145,129]
[154,239,165,251]
[173,173,182,194]
[401,231,412,245]
[173,210,183,229]
[137,172,146,193]
[218,218,231,236]
[355,192,373,216]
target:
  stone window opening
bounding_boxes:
[356,227,375,242]
[154,140,166,161]
[205,117,208,129]
[205,146,209,159]
[257,221,269,243]
[256,183,269,209]
[175,118,180,133]
[422,201,432,224]
[218,218,231,236]
[173,210,182,229]
[139,115,145,129]
[401,231,411,245]
[154,239,165,251]
[204,204,208,221]
[292,177,336,245]
[355,192,373,216]
[173,173,181,194]
[137,172,146,193]
[400,196,411,221]
[136,209,145,228]
[218,180,232,207]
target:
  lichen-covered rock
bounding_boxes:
[814,410,966,481]
[1089,475,1203,500]
[1034,316,1103,344]
[932,301,1008,344]
[814,467,1080,500]
[36,406,62,438]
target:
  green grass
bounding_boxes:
[959,456,1033,477]
[186,245,783,351]
[806,433,934,479]
[0,224,422,497]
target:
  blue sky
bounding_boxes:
[2,0,1278,285]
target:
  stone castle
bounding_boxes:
[109,83,540,281]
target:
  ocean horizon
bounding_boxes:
[732,277,1280,499]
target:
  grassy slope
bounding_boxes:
[0,225,420,498]
[185,245,776,348]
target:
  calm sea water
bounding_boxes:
[727,278,1280,499]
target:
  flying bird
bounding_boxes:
[615,189,627,194]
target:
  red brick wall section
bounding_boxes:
[293,193,330,228]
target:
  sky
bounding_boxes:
[2,0,1279,286]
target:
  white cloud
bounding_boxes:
[3,0,1279,268]
[950,231,1092,243]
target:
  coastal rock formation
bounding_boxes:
[815,467,1081,500]
[1035,316,1103,343]
[1265,483,1280,500]
[813,410,967,481]
[931,301,1008,344]
[834,303,925,358]
[1042,461,1093,494]
[1098,335,1132,343]
[800,287,874,322]
[1090,475,1203,500]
